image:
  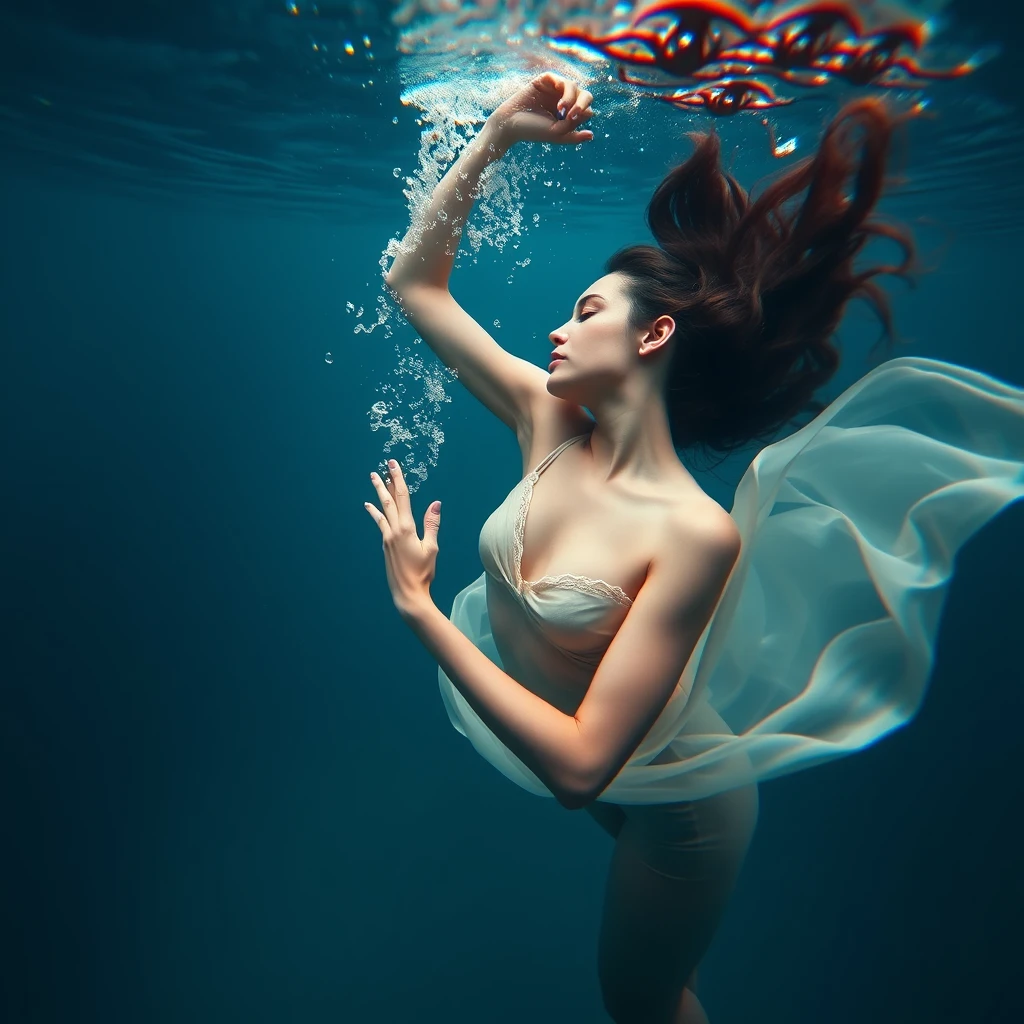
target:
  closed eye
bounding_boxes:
[577,310,595,321]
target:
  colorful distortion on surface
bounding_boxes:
[549,1,990,116]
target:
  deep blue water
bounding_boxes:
[3,2,1023,1022]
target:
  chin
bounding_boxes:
[546,365,569,388]
[547,376,587,407]
[545,374,574,401]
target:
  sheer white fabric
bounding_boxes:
[438,357,1024,803]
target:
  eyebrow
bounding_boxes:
[573,292,605,314]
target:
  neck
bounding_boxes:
[582,385,687,487]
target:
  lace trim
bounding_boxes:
[514,473,634,608]
[511,472,536,591]
[530,573,633,607]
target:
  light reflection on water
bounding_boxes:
[0,0,1018,234]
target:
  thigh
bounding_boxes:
[596,784,759,1024]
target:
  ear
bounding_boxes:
[640,314,676,355]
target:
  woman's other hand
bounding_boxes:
[364,461,442,621]
[488,72,595,147]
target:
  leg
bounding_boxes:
[595,784,759,1024]
[588,801,705,1020]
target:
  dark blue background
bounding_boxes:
[2,2,1023,1021]
[4,177,1022,1023]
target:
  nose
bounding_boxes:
[549,325,568,344]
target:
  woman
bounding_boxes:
[365,73,1024,1023]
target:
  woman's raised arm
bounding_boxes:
[382,74,595,434]
[385,72,594,293]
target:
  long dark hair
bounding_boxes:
[607,97,915,462]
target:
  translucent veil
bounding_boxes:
[438,357,1024,803]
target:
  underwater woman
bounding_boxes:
[364,72,1024,1023]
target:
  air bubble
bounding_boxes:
[325,352,334,364]
[393,167,402,177]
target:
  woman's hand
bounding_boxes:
[364,460,442,620]
[488,72,595,148]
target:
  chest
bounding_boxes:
[517,464,666,602]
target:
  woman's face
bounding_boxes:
[545,272,640,406]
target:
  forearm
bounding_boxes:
[404,601,589,808]
[385,120,513,292]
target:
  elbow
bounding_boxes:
[555,787,590,812]
[557,784,604,812]
[554,754,608,812]
[383,272,446,304]
[552,723,621,810]
[384,266,415,295]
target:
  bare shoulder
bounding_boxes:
[648,491,741,607]
[671,494,740,549]
[666,491,740,561]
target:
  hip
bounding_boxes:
[591,782,759,882]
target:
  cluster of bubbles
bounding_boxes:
[366,349,455,492]
[339,295,455,492]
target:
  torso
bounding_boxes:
[486,403,735,718]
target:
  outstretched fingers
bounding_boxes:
[369,460,413,531]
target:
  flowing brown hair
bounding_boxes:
[607,97,915,462]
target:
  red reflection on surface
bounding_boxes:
[659,78,794,114]
[733,3,975,88]
[553,0,754,79]
[550,1,983,114]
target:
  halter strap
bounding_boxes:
[530,433,589,478]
